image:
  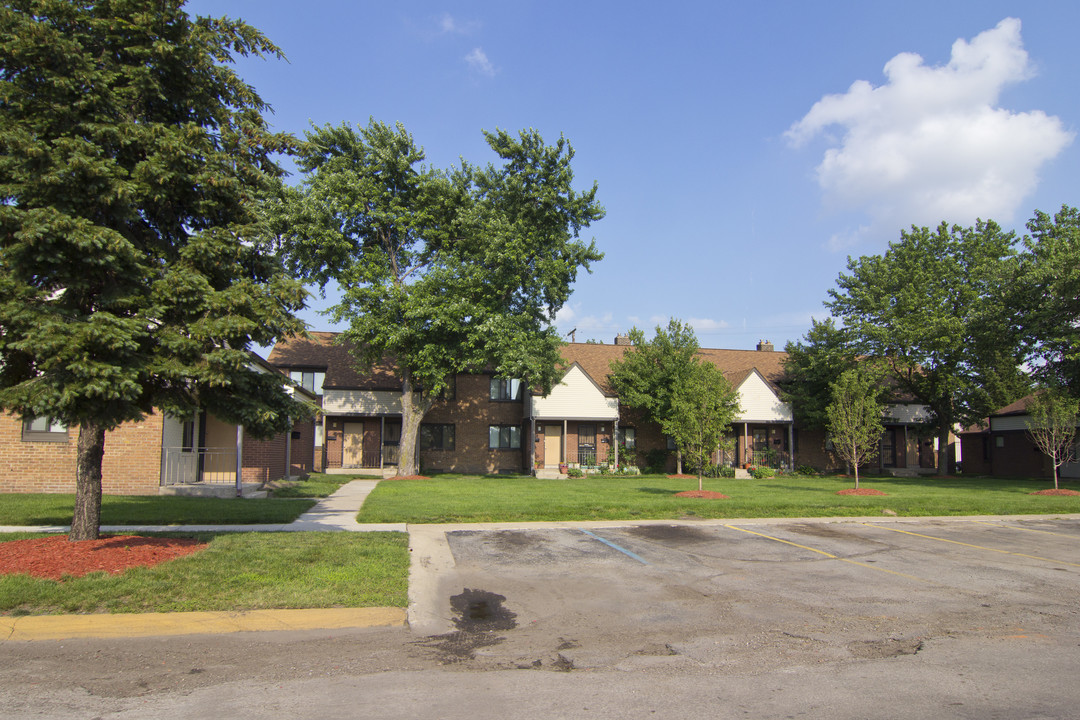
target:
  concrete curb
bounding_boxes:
[1,607,406,642]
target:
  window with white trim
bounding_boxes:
[22,416,68,442]
[420,423,456,451]
[489,377,522,401]
[489,425,521,449]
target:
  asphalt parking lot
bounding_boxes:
[418,517,1080,675]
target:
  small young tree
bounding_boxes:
[609,319,700,474]
[826,368,885,489]
[666,361,740,491]
[1026,390,1079,490]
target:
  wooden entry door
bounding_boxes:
[343,422,364,467]
[544,425,562,467]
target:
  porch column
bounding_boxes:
[380,416,385,470]
[613,417,619,468]
[235,423,243,497]
[743,423,748,466]
[563,419,568,464]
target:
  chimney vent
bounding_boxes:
[614,333,632,346]
[756,340,774,352]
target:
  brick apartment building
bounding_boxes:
[268,333,943,477]
[0,356,317,495]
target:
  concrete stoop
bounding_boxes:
[534,468,568,480]
[159,483,267,498]
[734,469,751,479]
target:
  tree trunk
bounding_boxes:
[1053,463,1059,490]
[937,423,951,476]
[70,421,106,541]
[854,462,859,490]
[397,372,432,477]
[676,449,683,475]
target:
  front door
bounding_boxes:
[578,423,596,466]
[544,425,562,467]
[880,429,897,468]
[343,422,364,467]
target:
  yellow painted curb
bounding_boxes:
[1,606,406,642]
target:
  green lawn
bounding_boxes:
[0,531,409,615]
[355,473,1080,523]
[0,494,316,526]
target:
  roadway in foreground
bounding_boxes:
[3,515,1079,719]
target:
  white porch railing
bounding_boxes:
[162,447,238,486]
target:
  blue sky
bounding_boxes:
[185,1,1080,351]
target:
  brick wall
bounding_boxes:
[423,374,526,474]
[988,430,1050,478]
[0,412,164,494]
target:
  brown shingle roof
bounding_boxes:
[555,342,789,394]
[267,333,401,391]
[268,334,794,394]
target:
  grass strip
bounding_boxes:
[0,494,316,526]
[0,532,408,615]
[355,473,1080,524]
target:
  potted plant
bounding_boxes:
[558,463,568,473]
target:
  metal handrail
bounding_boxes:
[162,447,237,486]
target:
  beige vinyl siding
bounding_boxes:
[322,389,402,415]
[530,365,618,420]
[735,371,792,423]
[883,403,932,424]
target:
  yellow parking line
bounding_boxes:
[723,525,929,583]
[864,524,1080,568]
[971,520,1080,539]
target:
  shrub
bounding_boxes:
[751,466,775,479]
[567,468,584,478]
[719,465,736,478]
[794,464,818,476]
[644,448,669,474]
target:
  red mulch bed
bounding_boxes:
[0,535,207,581]
[674,490,730,499]
[836,488,887,496]
[1030,488,1080,496]
[667,474,697,479]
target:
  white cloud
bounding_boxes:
[687,317,730,333]
[436,13,478,35]
[787,18,1073,244]
[465,47,496,77]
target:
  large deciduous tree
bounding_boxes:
[780,317,863,430]
[1015,206,1080,393]
[825,220,1029,473]
[276,120,604,476]
[0,1,310,540]
[1025,389,1079,490]
[608,319,705,475]
[826,367,885,489]
[667,360,740,490]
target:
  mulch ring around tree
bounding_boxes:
[1030,488,1080,496]
[674,490,730,499]
[836,488,888,496]
[0,535,207,581]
